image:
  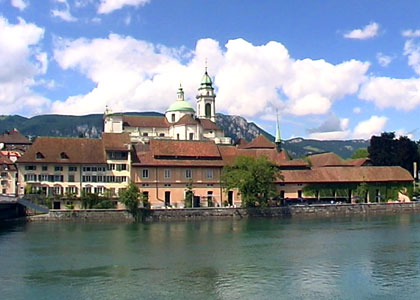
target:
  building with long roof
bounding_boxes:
[14,69,415,209]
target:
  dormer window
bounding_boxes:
[36,152,44,159]
[60,152,69,159]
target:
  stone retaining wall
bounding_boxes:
[27,202,420,222]
[29,209,134,222]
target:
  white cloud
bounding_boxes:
[359,77,420,111]
[307,114,350,140]
[395,129,415,140]
[98,0,150,14]
[51,36,369,117]
[402,29,420,38]
[10,0,28,11]
[353,116,388,139]
[404,39,420,75]
[51,0,77,22]
[0,17,49,114]
[343,22,379,40]
[376,52,392,67]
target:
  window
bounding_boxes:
[142,183,149,187]
[206,169,214,179]
[54,166,63,172]
[94,187,105,195]
[142,132,149,137]
[189,133,194,140]
[82,187,92,194]
[185,169,192,179]
[54,175,63,182]
[164,183,171,187]
[164,169,171,179]
[177,134,180,140]
[68,175,75,182]
[68,166,77,172]
[36,152,44,159]
[159,133,165,137]
[142,169,149,179]
[116,164,127,171]
[60,152,69,159]
[38,174,48,181]
[171,114,175,122]
[107,164,115,171]
[82,175,91,182]
[42,165,48,171]
[66,186,78,195]
[205,103,211,118]
[25,165,36,171]
[53,186,63,195]
[24,174,36,181]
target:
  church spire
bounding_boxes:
[177,84,185,101]
[275,110,282,152]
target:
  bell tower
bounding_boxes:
[196,67,216,122]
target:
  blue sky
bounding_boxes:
[1,0,420,141]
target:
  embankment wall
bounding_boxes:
[27,202,420,222]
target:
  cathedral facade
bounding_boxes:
[103,70,231,145]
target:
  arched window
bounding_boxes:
[205,103,211,118]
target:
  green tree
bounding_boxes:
[369,132,420,174]
[351,148,369,159]
[119,182,140,216]
[184,180,193,208]
[221,156,282,207]
[354,182,369,203]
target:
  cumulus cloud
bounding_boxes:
[404,39,420,75]
[51,0,77,22]
[402,29,420,38]
[343,22,379,40]
[0,17,50,114]
[307,114,350,140]
[10,0,28,11]
[353,116,388,139]
[359,77,420,111]
[51,36,369,117]
[98,0,150,14]
[376,52,392,67]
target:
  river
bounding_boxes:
[1,215,420,299]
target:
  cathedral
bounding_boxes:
[103,69,231,145]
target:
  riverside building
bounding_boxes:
[15,69,415,209]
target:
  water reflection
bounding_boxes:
[2,215,420,299]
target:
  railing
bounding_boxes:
[17,198,49,214]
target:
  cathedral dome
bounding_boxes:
[166,100,195,112]
[166,85,195,113]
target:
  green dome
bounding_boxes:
[166,100,195,112]
[199,71,213,89]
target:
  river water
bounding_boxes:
[1,215,420,299]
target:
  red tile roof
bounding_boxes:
[279,166,413,184]
[102,132,131,151]
[17,137,105,164]
[174,114,199,126]
[132,141,224,167]
[240,135,276,149]
[199,119,220,130]
[307,152,347,167]
[123,115,170,128]
[0,155,16,171]
[0,129,31,145]
[345,158,372,167]
[150,139,221,158]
